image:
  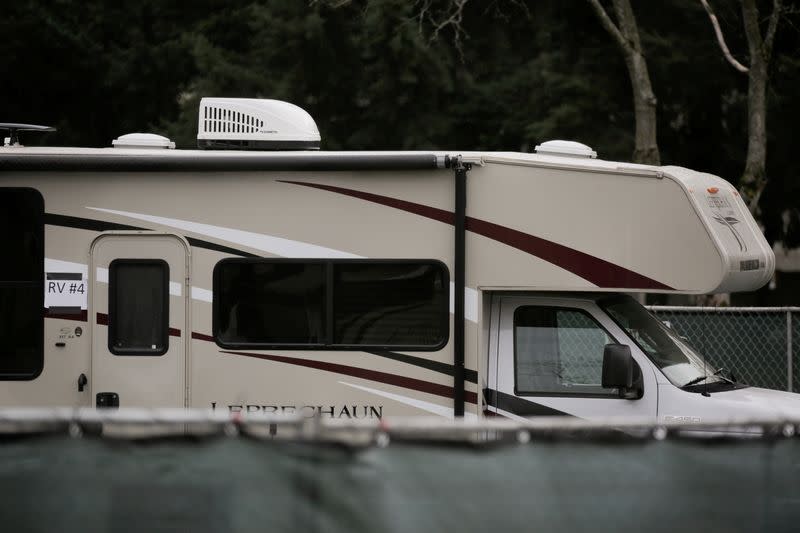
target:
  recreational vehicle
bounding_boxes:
[0,98,796,422]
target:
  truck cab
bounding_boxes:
[486,292,800,422]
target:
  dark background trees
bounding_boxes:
[2,0,798,302]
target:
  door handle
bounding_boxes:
[78,373,88,392]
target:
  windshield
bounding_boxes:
[599,295,727,388]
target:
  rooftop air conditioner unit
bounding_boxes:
[197,97,321,150]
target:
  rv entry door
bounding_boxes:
[90,233,189,408]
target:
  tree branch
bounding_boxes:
[742,0,765,64]
[585,0,631,54]
[414,0,470,61]
[699,0,749,73]
[764,0,783,61]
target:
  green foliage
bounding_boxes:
[1,0,797,233]
[0,0,197,147]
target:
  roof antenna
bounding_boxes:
[0,123,56,147]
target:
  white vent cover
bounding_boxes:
[197,97,320,150]
[534,140,597,159]
[112,133,175,149]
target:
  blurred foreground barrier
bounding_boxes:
[1,409,799,532]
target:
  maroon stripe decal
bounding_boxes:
[465,217,671,290]
[221,350,478,405]
[280,180,672,290]
[192,331,215,342]
[280,180,455,225]
[96,312,181,337]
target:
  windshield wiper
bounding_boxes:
[682,375,709,388]
[683,369,735,389]
[712,367,735,384]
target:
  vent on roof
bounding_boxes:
[197,97,320,150]
[534,140,597,159]
[112,133,175,149]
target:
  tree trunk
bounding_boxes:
[742,57,768,210]
[740,0,770,212]
[701,0,781,215]
[586,0,661,165]
[625,50,660,165]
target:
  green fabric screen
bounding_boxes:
[1,435,798,532]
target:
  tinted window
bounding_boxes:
[0,188,44,379]
[215,262,325,346]
[334,263,447,346]
[0,189,43,281]
[514,306,617,396]
[0,287,43,376]
[109,260,169,355]
[213,260,448,350]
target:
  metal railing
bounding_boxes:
[0,408,797,442]
[647,306,800,392]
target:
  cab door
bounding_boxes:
[487,294,657,420]
[90,233,189,407]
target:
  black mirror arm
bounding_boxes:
[619,371,644,400]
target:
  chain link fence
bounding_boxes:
[647,306,800,392]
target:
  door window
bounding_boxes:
[514,306,617,396]
[108,259,169,355]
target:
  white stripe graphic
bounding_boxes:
[169,281,182,297]
[452,287,479,324]
[87,207,361,259]
[44,258,89,276]
[191,287,213,303]
[339,381,477,420]
[489,408,529,423]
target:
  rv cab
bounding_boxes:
[486,292,800,422]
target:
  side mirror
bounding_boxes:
[602,344,642,399]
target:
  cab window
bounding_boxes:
[514,306,617,396]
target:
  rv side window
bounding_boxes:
[0,188,44,379]
[514,306,617,397]
[108,260,169,356]
[333,263,448,347]
[215,262,326,346]
[213,259,448,350]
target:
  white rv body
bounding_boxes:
[0,104,790,423]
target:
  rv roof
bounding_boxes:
[0,146,664,177]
